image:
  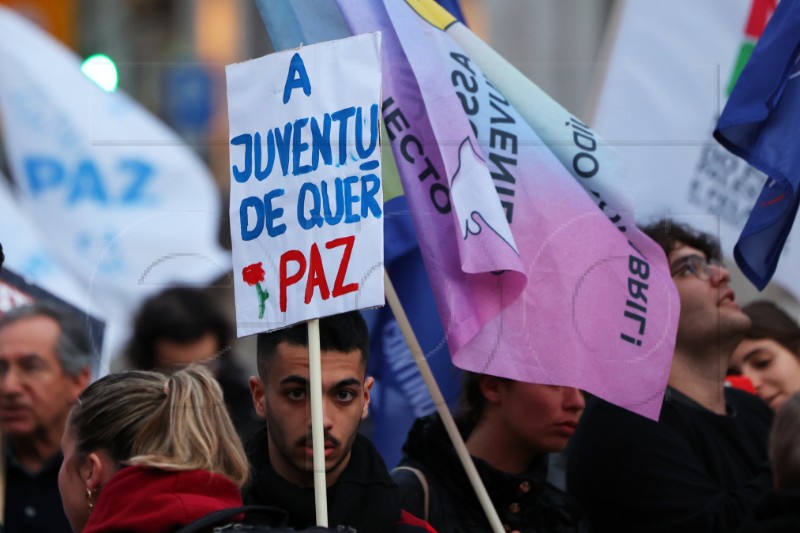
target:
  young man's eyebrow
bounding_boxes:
[278,376,362,388]
[332,378,361,389]
[279,375,308,387]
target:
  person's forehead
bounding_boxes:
[0,315,60,357]
[271,341,364,376]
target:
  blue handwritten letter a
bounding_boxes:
[283,53,312,104]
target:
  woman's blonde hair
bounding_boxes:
[68,365,249,487]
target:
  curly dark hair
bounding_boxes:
[640,219,722,262]
[126,287,231,370]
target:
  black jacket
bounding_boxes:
[243,427,432,532]
[567,387,773,533]
[394,414,591,533]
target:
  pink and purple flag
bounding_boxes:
[337,0,680,420]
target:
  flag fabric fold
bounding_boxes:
[0,7,229,323]
[337,0,680,420]
[714,0,800,289]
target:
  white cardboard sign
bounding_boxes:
[227,33,384,336]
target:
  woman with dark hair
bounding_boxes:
[730,301,800,411]
[393,372,590,532]
[58,366,249,532]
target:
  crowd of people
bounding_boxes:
[2,221,800,532]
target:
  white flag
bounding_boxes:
[0,7,229,322]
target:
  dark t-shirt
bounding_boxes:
[566,387,773,533]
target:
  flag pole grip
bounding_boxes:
[307,318,328,526]
[384,272,506,533]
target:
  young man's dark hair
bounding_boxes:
[0,241,4,271]
[640,219,722,261]
[255,311,369,378]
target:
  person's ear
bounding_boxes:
[81,452,109,492]
[361,376,375,420]
[478,375,505,404]
[249,376,267,418]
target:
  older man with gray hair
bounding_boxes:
[0,302,92,533]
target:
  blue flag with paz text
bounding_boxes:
[714,0,800,290]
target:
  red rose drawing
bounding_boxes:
[242,262,269,318]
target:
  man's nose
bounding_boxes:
[709,262,730,286]
[0,367,23,395]
[307,397,335,432]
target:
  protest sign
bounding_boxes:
[226,33,384,336]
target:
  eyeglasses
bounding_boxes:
[670,255,724,281]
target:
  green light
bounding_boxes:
[81,54,118,92]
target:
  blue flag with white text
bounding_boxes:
[714,0,800,290]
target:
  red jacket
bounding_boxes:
[83,466,242,533]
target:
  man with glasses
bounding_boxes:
[566,220,773,533]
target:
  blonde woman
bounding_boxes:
[58,366,249,533]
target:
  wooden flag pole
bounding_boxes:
[307,318,328,526]
[384,272,505,533]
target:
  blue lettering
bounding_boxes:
[255,131,276,181]
[298,182,323,229]
[321,179,344,226]
[311,114,332,170]
[283,52,312,104]
[292,117,311,176]
[264,189,286,237]
[230,134,252,183]
[119,160,154,205]
[275,122,293,177]
[331,106,356,165]
[360,173,382,219]
[356,104,379,160]
[25,156,65,196]
[240,196,264,241]
[343,175,361,223]
[68,160,108,205]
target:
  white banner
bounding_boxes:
[591,0,795,290]
[0,7,229,323]
[226,33,384,336]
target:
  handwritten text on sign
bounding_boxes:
[226,33,384,336]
